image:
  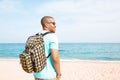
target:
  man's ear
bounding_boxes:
[44,23,48,28]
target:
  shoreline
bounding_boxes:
[1,58,120,62]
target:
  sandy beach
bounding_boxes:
[0,59,120,80]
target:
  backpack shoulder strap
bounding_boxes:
[42,32,52,58]
[36,32,52,58]
[36,32,52,36]
[47,53,51,58]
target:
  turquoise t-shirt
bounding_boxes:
[33,30,59,79]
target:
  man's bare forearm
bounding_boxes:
[51,49,61,77]
[53,56,61,75]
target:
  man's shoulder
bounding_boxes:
[41,31,56,36]
[48,33,56,36]
[42,32,56,37]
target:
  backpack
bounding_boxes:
[19,32,51,73]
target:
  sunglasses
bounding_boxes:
[47,22,56,25]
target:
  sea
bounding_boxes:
[0,43,120,61]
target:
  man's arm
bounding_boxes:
[50,49,61,79]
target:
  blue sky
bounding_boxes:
[0,0,120,43]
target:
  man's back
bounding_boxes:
[33,30,58,79]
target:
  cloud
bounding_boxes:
[36,0,90,14]
[36,0,120,24]
[36,0,120,14]
[0,0,18,12]
[0,0,27,14]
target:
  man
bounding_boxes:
[33,16,61,80]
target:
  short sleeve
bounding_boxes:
[49,34,58,50]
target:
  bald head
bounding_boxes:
[41,16,54,27]
[40,16,56,33]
